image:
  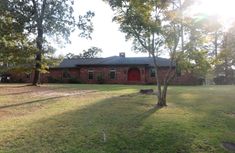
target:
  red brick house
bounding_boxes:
[8,53,201,85]
[39,53,200,85]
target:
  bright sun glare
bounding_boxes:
[200,0,235,18]
[190,0,235,27]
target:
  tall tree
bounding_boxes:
[181,17,212,78]
[104,0,193,107]
[215,24,235,84]
[2,0,94,85]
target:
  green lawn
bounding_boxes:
[0,84,234,153]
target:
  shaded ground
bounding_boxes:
[0,84,234,153]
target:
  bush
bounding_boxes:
[214,76,235,85]
[47,76,62,83]
[68,78,81,84]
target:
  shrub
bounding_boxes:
[68,78,81,84]
[47,76,62,83]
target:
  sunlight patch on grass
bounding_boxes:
[179,93,199,101]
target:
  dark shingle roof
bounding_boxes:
[58,56,174,68]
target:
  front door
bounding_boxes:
[128,68,141,81]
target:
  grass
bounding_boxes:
[0,84,234,153]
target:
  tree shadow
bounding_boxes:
[0,91,34,96]
[0,92,196,153]
[0,96,64,109]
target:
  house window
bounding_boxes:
[150,68,156,77]
[88,70,94,80]
[109,69,116,79]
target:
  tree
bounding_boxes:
[65,47,103,59]
[65,53,76,59]
[2,0,94,85]
[0,11,36,74]
[179,17,213,80]
[104,0,194,107]
[215,24,235,84]
[81,47,103,58]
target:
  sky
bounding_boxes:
[56,0,235,58]
[56,0,145,58]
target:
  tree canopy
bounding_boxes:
[0,11,36,74]
[0,0,94,85]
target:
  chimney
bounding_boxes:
[119,52,125,58]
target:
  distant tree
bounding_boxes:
[178,17,212,80]
[65,53,76,59]
[1,0,94,85]
[65,47,103,59]
[40,44,64,73]
[194,15,223,57]
[81,47,103,58]
[215,24,235,84]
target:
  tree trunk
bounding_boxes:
[157,96,167,107]
[33,52,42,85]
[33,24,43,86]
[214,31,218,57]
[32,0,46,86]
[157,79,168,107]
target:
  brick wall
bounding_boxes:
[43,66,147,84]
[9,66,201,85]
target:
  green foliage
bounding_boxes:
[82,47,103,58]
[0,12,36,74]
[214,24,235,84]
[4,0,94,41]
[107,0,168,55]
[41,45,64,73]
[177,50,211,78]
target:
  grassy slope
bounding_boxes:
[0,84,234,153]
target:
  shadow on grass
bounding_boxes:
[0,93,195,153]
[0,91,34,96]
[0,96,64,109]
